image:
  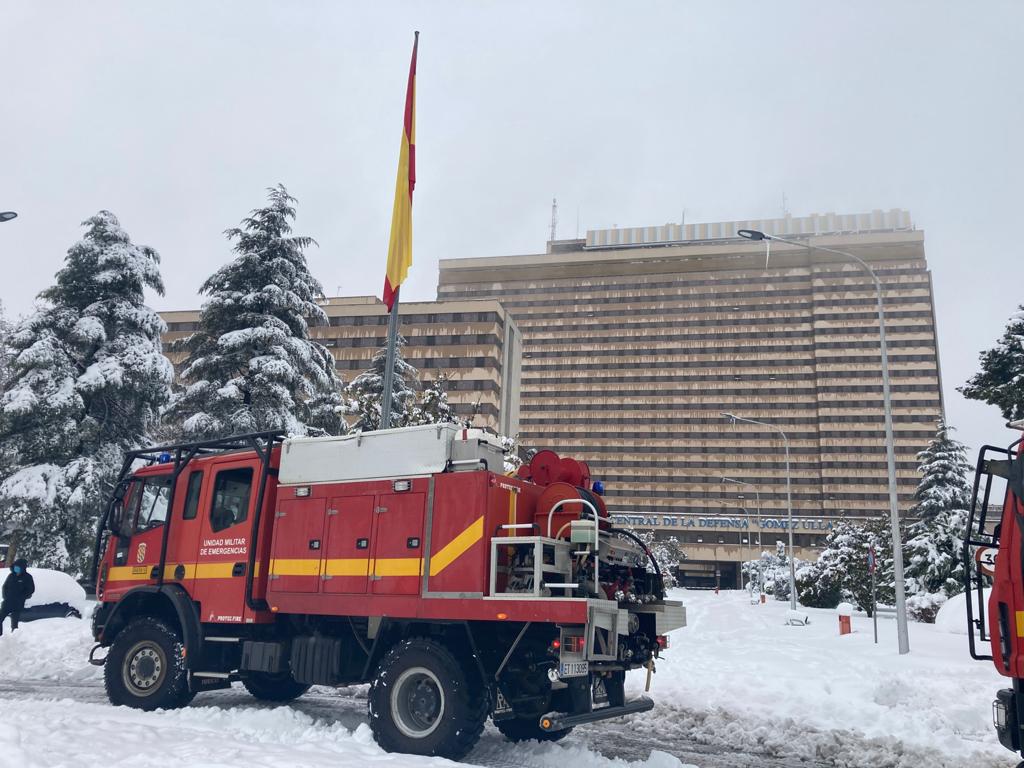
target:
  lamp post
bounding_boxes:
[722,476,762,550]
[0,212,17,223]
[737,228,910,655]
[721,412,796,610]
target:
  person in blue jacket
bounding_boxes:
[0,559,35,634]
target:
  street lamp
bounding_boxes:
[721,412,796,610]
[721,476,762,550]
[737,227,910,655]
[0,211,17,223]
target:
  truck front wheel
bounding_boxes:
[104,617,194,711]
[369,637,487,759]
[242,671,310,703]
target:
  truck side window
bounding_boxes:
[183,471,204,520]
[137,475,173,530]
[210,467,253,533]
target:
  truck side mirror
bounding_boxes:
[109,499,125,537]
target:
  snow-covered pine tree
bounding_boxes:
[0,301,12,387]
[903,420,972,602]
[166,185,343,440]
[960,307,1024,421]
[344,335,420,431]
[413,373,457,425]
[0,211,172,572]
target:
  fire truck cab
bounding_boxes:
[964,430,1024,761]
[90,424,685,759]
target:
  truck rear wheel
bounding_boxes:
[369,637,487,759]
[104,617,194,711]
[495,716,574,743]
[242,671,311,703]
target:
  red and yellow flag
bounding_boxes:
[383,32,418,311]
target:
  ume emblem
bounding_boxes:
[136,542,147,563]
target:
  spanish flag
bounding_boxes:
[383,32,418,311]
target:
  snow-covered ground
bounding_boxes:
[0,590,1015,768]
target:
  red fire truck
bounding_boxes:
[964,428,1024,761]
[89,424,685,759]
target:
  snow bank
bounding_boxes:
[935,589,990,635]
[0,566,89,613]
[0,613,100,683]
[626,589,1012,767]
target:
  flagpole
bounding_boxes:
[380,287,400,429]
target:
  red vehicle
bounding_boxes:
[964,429,1024,760]
[89,424,685,759]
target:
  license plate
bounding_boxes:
[559,661,588,678]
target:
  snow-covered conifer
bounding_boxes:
[960,307,1024,421]
[166,186,342,439]
[903,420,972,600]
[412,373,457,426]
[344,335,420,431]
[0,212,171,571]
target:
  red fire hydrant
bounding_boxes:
[838,602,853,635]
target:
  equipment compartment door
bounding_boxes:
[268,497,326,594]
[323,495,374,594]
[370,492,425,595]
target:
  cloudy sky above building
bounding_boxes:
[1,1,1021,454]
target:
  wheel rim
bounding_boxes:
[122,640,167,697]
[390,666,445,739]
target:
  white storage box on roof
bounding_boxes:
[278,423,506,485]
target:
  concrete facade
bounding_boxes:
[160,297,523,436]
[437,209,943,587]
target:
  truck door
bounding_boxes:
[161,466,206,596]
[107,471,173,597]
[191,458,260,623]
[323,494,375,594]
[370,492,425,596]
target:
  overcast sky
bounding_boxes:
[1,1,1021,457]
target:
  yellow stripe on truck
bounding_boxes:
[429,516,484,577]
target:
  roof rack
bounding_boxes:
[124,430,287,464]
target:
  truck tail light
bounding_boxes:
[656,634,669,649]
[561,634,585,654]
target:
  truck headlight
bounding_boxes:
[994,699,1009,729]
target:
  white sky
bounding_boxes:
[1,0,1021,458]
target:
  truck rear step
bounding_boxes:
[538,695,654,732]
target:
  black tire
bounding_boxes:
[104,616,194,710]
[242,671,311,703]
[369,637,488,759]
[495,716,574,743]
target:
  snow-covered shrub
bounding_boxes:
[795,561,842,609]
[795,519,895,616]
[0,212,171,572]
[626,528,686,588]
[743,541,806,601]
[166,185,343,440]
[907,592,949,624]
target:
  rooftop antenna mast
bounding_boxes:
[549,197,558,242]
